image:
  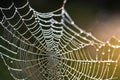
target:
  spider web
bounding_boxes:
[0,0,120,80]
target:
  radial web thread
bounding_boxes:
[0,0,120,80]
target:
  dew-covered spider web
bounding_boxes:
[0,0,120,80]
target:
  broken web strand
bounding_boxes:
[0,0,120,80]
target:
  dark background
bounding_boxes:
[0,0,120,80]
[30,0,120,41]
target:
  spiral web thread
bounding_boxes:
[0,0,120,80]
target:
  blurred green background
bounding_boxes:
[0,0,120,80]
